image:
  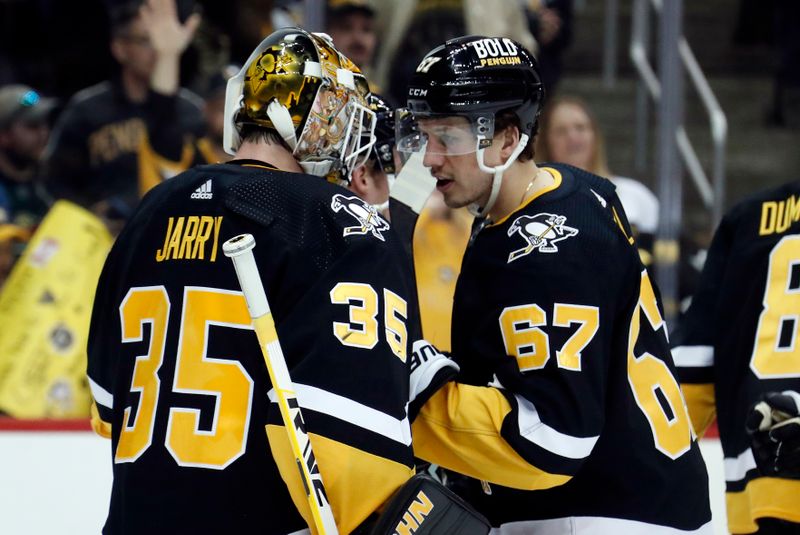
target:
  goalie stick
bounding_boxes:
[223,234,338,535]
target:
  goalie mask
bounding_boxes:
[396,35,544,216]
[224,27,376,185]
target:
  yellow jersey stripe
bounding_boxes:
[726,477,800,534]
[267,426,414,535]
[412,382,571,491]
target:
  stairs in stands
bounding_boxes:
[555,0,800,238]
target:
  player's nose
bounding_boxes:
[423,147,444,168]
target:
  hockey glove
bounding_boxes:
[369,472,490,535]
[409,340,459,421]
[746,390,800,479]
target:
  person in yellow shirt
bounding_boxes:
[413,191,472,351]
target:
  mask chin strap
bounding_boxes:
[468,133,530,218]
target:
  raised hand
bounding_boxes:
[139,0,201,58]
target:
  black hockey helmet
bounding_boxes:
[401,35,544,150]
[367,93,396,175]
[396,35,544,217]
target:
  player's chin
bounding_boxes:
[442,193,471,210]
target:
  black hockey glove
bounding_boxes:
[746,390,800,479]
[408,340,459,421]
[369,472,490,535]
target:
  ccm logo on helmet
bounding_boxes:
[471,38,522,67]
[409,88,428,97]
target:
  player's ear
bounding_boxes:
[499,124,521,160]
[348,164,369,197]
[110,37,127,64]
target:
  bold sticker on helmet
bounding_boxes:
[470,38,518,59]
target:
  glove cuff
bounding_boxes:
[408,340,459,420]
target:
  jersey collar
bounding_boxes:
[226,159,279,171]
[487,166,564,228]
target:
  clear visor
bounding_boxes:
[395,109,494,156]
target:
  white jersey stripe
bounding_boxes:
[671,345,714,368]
[491,516,714,534]
[88,376,113,409]
[268,383,412,446]
[515,394,599,460]
[724,447,757,482]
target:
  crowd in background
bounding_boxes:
[0,0,577,287]
[0,0,796,412]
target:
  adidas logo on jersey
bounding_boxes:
[191,179,213,200]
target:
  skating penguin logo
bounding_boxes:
[507,213,579,262]
[331,194,390,241]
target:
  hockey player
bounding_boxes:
[672,180,800,534]
[399,36,714,533]
[87,28,417,534]
[347,93,396,212]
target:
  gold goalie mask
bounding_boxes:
[223,27,376,184]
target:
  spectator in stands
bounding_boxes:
[0,224,30,288]
[412,191,472,352]
[768,0,800,127]
[325,0,377,81]
[535,95,659,240]
[44,0,205,227]
[0,85,54,230]
[735,0,800,127]
[525,0,574,93]
[193,64,239,163]
[535,95,703,311]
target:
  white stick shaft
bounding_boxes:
[223,234,339,535]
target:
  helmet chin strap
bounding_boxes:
[468,134,530,218]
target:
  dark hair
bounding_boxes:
[109,1,142,36]
[494,109,535,162]
[239,123,292,152]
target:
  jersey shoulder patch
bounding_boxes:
[506,212,579,262]
[330,193,390,242]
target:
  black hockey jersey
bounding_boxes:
[87,160,416,534]
[412,164,713,533]
[672,181,800,534]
